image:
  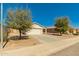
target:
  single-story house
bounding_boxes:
[8,22,46,36]
[26,22,45,35]
[68,28,79,34]
[73,29,79,34]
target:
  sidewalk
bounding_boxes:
[1,36,79,56]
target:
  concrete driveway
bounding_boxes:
[31,34,60,43]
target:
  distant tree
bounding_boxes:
[6,9,32,39]
[55,17,69,35]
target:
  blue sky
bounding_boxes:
[3,3,79,28]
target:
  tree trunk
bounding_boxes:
[19,30,21,39]
[59,32,62,36]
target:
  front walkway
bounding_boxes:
[1,35,79,56]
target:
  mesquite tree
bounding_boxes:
[55,17,69,35]
[6,9,32,39]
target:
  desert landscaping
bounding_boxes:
[0,3,79,56]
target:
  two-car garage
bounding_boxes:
[27,23,44,35]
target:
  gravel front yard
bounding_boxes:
[2,37,40,51]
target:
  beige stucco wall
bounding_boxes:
[27,28,43,35]
[26,23,43,35]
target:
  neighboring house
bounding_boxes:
[68,28,79,34]
[74,29,79,34]
[76,29,79,33]
[47,26,57,33]
[43,26,57,34]
[73,29,77,34]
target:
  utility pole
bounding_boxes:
[1,3,3,48]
